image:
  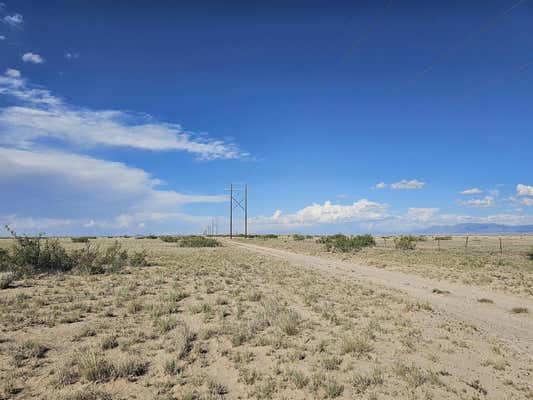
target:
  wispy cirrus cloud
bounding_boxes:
[0,70,248,160]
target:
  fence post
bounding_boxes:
[465,236,469,252]
[499,237,503,256]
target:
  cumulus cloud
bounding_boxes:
[4,68,20,78]
[0,147,226,233]
[0,35,5,40]
[0,72,248,160]
[516,184,533,197]
[374,182,387,189]
[3,13,22,27]
[460,188,483,195]
[252,199,390,230]
[458,196,495,208]
[22,52,45,64]
[390,179,426,190]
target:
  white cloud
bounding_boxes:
[459,196,495,208]
[519,197,533,206]
[0,73,248,160]
[5,68,20,78]
[374,182,387,189]
[65,52,79,59]
[252,199,390,230]
[390,179,426,190]
[0,35,5,40]
[0,147,227,233]
[22,52,45,64]
[3,13,23,27]
[516,184,533,197]
[1,215,75,230]
[460,188,483,195]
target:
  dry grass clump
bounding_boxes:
[12,340,48,365]
[175,324,196,359]
[153,315,178,334]
[115,357,148,379]
[259,298,300,336]
[339,333,373,357]
[394,362,441,388]
[77,351,116,382]
[62,386,112,400]
[351,368,384,393]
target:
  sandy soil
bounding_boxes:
[1,238,532,399]
[236,236,533,297]
[225,239,533,357]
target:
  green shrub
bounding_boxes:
[6,225,74,273]
[319,234,375,253]
[159,235,179,243]
[71,241,130,274]
[102,241,128,271]
[71,243,105,274]
[262,234,278,239]
[179,236,220,248]
[130,250,149,267]
[71,237,95,243]
[394,235,417,250]
[0,271,15,289]
[292,234,305,241]
[434,236,452,241]
[528,247,533,260]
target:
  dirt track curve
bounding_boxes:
[223,239,533,357]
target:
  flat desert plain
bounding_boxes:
[1,236,532,400]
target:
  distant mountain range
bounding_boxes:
[416,223,533,235]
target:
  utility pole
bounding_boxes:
[244,184,248,237]
[225,183,248,239]
[229,184,233,238]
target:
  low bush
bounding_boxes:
[292,234,305,241]
[6,225,74,273]
[394,235,417,250]
[3,226,144,276]
[528,247,533,260]
[130,250,149,267]
[0,271,15,289]
[434,236,452,241]
[159,235,179,243]
[262,234,278,239]
[71,237,95,243]
[319,234,376,253]
[179,236,220,248]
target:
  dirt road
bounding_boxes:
[223,239,533,357]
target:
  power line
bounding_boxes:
[225,183,248,239]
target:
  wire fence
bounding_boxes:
[374,235,533,255]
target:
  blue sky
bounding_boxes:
[0,0,532,235]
